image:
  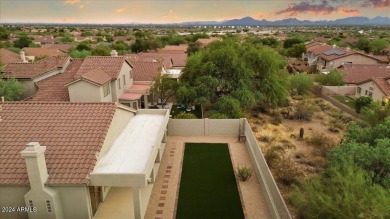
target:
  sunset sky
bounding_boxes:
[0,0,389,24]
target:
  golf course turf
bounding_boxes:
[176,143,245,219]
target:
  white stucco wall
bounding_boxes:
[68,80,102,102]
[0,186,30,219]
[167,119,240,137]
[20,80,37,99]
[356,80,386,101]
[0,185,92,219]
[111,62,132,102]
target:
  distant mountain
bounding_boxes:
[179,16,390,26]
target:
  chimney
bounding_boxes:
[110,50,118,57]
[20,51,27,63]
[20,142,49,189]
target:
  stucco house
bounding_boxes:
[305,43,388,73]
[338,64,390,103]
[0,48,23,65]
[2,56,71,98]
[0,102,169,219]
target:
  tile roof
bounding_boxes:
[119,92,142,100]
[25,59,84,101]
[372,78,390,96]
[127,52,187,68]
[339,64,390,84]
[307,43,387,63]
[23,47,63,57]
[2,56,70,79]
[0,48,21,65]
[131,62,162,82]
[0,102,117,185]
[158,44,188,52]
[74,56,129,79]
[197,38,220,47]
[80,68,112,86]
[42,44,73,53]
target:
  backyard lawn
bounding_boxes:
[176,143,244,219]
[331,95,356,109]
[170,104,202,118]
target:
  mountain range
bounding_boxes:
[179,16,390,26]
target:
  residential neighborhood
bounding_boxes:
[1,1,390,219]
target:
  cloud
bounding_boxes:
[339,8,361,15]
[79,5,84,9]
[64,0,80,4]
[275,0,338,16]
[116,8,125,13]
[361,0,390,8]
[162,9,180,20]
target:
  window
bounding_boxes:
[103,83,110,97]
[118,78,122,89]
[28,200,34,208]
[357,87,361,94]
[46,200,52,213]
[122,75,126,87]
[365,90,368,95]
[369,87,374,91]
[329,61,334,68]
[368,91,373,97]
[129,70,133,79]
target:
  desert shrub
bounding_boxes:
[271,111,283,125]
[307,132,336,157]
[237,165,253,181]
[329,119,345,131]
[294,152,305,159]
[361,101,390,127]
[175,112,198,119]
[208,112,228,119]
[315,70,344,86]
[263,144,285,168]
[288,74,313,95]
[294,100,319,120]
[273,158,303,186]
[290,162,390,219]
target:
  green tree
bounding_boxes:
[288,74,313,95]
[186,41,200,55]
[361,101,390,126]
[315,70,344,86]
[0,78,25,100]
[75,42,91,51]
[354,96,372,113]
[291,161,390,219]
[60,34,74,43]
[13,36,32,49]
[91,45,111,56]
[369,38,388,55]
[356,38,371,53]
[150,74,178,108]
[286,43,306,58]
[283,37,304,48]
[70,49,91,58]
[111,40,129,54]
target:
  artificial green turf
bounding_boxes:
[331,95,356,109]
[176,143,245,219]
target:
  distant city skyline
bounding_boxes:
[1,0,389,24]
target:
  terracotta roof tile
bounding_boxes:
[339,64,390,84]
[42,44,73,53]
[0,48,21,65]
[372,78,390,96]
[26,59,84,101]
[74,56,128,79]
[3,56,70,79]
[130,61,162,81]
[80,68,112,85]
[23,47,64,57]
[0,102,117,185]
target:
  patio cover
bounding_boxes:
[89,110,169,187]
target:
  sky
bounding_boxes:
[0,0,389,24]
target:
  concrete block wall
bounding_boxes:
[167,119,240,136]
[321,86,356,96]
[244,120,291,219]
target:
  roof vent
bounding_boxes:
[332,44,337,48]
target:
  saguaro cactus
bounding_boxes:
[299,127,304,140]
